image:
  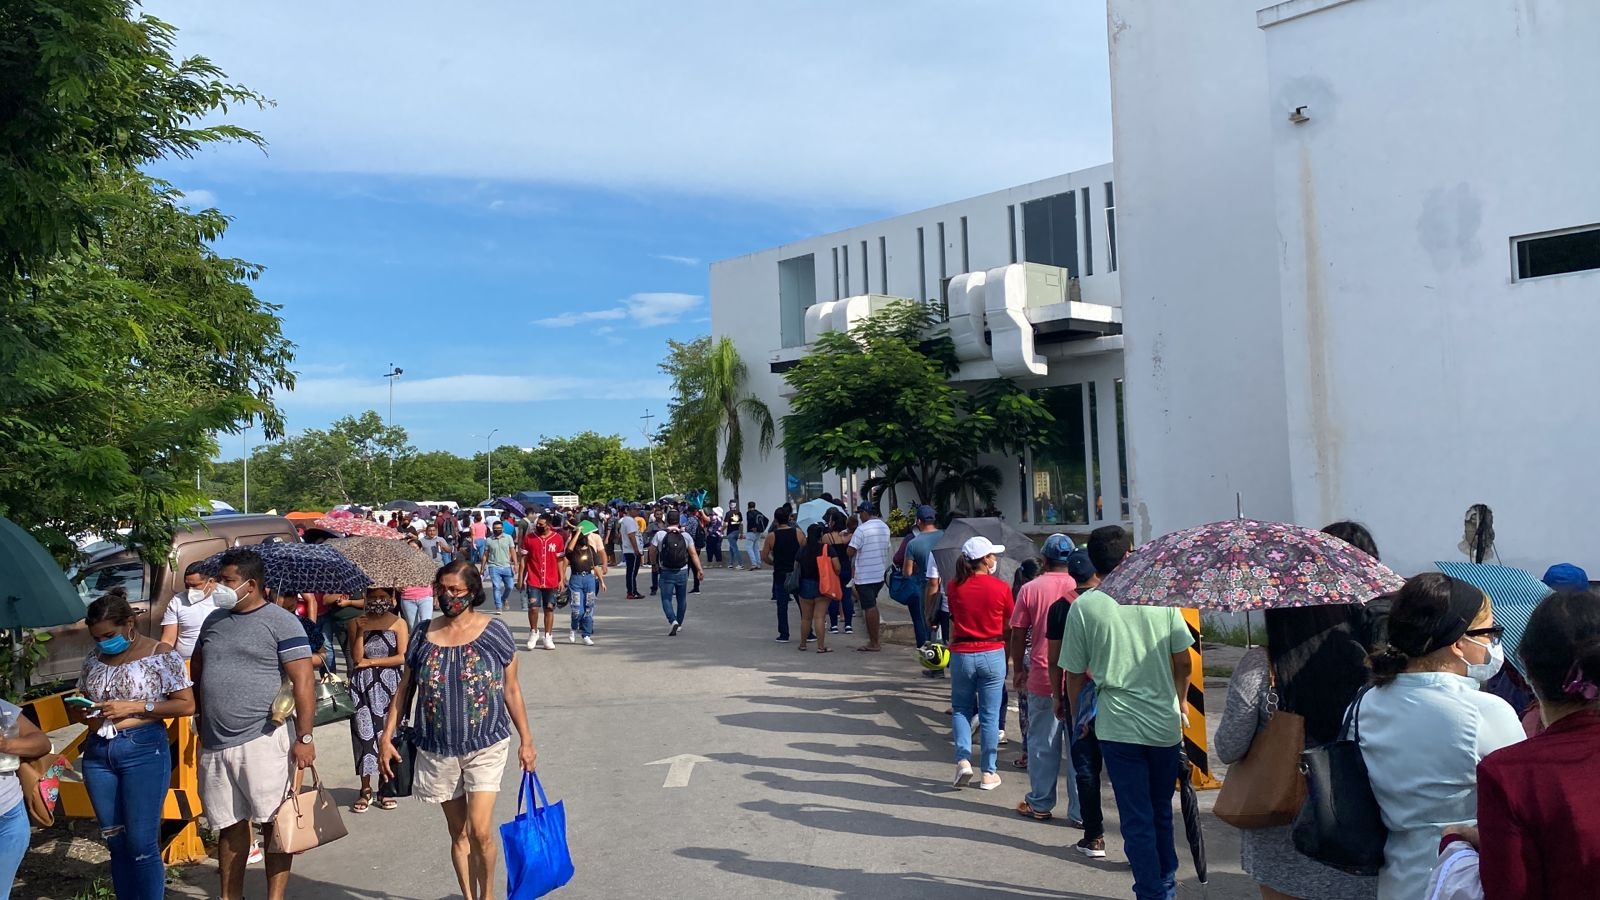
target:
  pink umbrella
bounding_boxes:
[308,516,405,540]
[325,509,355,519]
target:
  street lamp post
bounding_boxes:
[640,410,658,501]
[241,425,250,514]
[486,428,499,499]
[384,365,403,492]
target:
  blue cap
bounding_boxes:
[916,505,937,522]
[857,501,877,514]
[1066,549,1096,583]
[1543,563,1590,592]
[1042,533,1075,562]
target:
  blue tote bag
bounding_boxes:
[500,772,575,899]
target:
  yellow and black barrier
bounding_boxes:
[23,691,207,864]
[1182,608,1222,790]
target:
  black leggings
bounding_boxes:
[625,553,641,595]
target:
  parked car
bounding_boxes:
[38,514,299,684]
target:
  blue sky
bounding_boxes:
[145,1,1113,458]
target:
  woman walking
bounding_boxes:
[380,561,537,900]
[706,507,725,566]
[73,588,196,899]
[762,508,804,643]
[348,587,408,813]
[1358,573,1522,898]
[947,536,1014,790]
[795,523,835,653]
[1216,603,1378,900]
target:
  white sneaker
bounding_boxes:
[542,633,555,650]
[526,632,539,651]
[568,630,578,644]
[999,729,1009,745]
[582,636,594,646]
[953,762,974,788]
[247,840,264,865]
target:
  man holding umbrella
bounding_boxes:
[1061,526,1193,900]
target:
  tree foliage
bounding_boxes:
[656,337,719,499]
[0,1,288,555]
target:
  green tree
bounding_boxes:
[658,336,772,505]
[657,337,718,496]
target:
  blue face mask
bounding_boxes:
[97,633,131,655]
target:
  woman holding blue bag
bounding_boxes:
[379,560,537,900]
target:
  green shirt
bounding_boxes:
[1060,589,1193,748]
[483,534,516,567]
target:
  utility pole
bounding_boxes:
[640,410,658,501]
[241,425,250,514]
[384,365,403,492]
[486,428,499,499]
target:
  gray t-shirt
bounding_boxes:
[418,535,451,559]
[194,602,312,751]
[483,534,516,567]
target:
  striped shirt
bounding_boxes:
[195,602,312,751]
[406,619,516,756]
[848,518,892,585]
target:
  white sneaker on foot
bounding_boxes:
[247,840,264,866]
[669,621,681,636]
[978,773,1002,791]
[582,636,593,645]
[953,762,974,788]
[542,633,555,650]
[568,630,578,644]
[526,632,539,651]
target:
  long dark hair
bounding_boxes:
[1522,589,1600,705]
[953,554,986,587]
[1368,573,1487,687]
[1264,604,1372,745]
[1321,521,1379,560]
[805,523,827,560]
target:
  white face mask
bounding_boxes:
[210,584,240,611]
[186,587,209,603]
[1463,637,1505,685]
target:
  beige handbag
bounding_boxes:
[1214,666,1307,829]
[266,764,348,854]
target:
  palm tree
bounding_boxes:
[705,336,774,504]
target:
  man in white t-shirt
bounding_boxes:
[160,561,219,658]
[618,504,644,599]
[848,501,892,651]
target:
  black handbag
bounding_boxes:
[1291,686,1388,875]
[380,725,418,799]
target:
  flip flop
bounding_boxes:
[817,648,833,653]
[855,645,881,652]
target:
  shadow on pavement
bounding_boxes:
[678,846,1106,899]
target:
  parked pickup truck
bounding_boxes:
[39,514,299,685]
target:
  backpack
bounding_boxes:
[749,510,769,533]
[567,534,597,573]
[659,530,690,571]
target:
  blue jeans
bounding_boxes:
[400,595,433,633]
[82,725,171,900]
[950,648,1006,773]
[0,802,28,898]
[829,587,855,628]
[1024,692,1080,820]
[317,614,341,675]
[659,568,688,625]
[746,533,762,566]
[486,564,515,610]
[1072,724,1106,841]
[725,535,744,566]
[1101,740,1182,900]
[568,573,597,636]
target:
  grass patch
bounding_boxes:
[1203,664,1235,679]
[1200,613,1262,649]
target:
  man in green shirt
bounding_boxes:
[1060,525,1193,900]
[483,520,519,614]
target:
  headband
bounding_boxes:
[1415,577,1486,654]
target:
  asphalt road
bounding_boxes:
[173,567,1256,899]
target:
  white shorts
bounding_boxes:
[199,727,293,830]
[414,738,512,803]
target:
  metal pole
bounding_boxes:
[242,426,250,514]
[384,365,403,493]
[486,428,499,499]
[641,410,658,501]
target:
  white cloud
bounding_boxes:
[533,308,628,328]
[627,293,702,327]
[148,1,1112,209]
[177,188,217,208]
[283,374,670,408]
[652,254,702,267]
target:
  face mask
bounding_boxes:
[439,593,472,618]
[97,633,131,655]
[186,587,208,603]
[1464,637,1505,684]
[366,598,396,616]
[210,584,240,611]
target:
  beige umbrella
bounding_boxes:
[326,537,440,589]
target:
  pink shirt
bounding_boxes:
[1010,571,1078,696]
[470,521,487,541]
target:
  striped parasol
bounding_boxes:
[197,542,371,596]
[1434,561,1553,676]
[326,537,440,589]
[307,516,405,540]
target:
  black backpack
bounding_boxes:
[567,534,596,573]
[659,531,690,571]
[749,510,769,533]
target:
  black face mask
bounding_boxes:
[439,593,473,617]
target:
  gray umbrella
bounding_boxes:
[931,517,1039,586]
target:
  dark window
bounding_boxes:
[831,247,840,300]
[841,244,850,297]
[878,236,888,294]
[1105,182,1118,273]
[960,216,970,273]
[1516,226,1600,280]
[917,226,927,302]
[861,240,869,294]
[1022,192,1079,275]
[778,254,817,348]
[937,222,947,279]
[1007,205,1018,264]
[1081,188,1094,276]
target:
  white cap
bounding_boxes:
[961,536,1005,559]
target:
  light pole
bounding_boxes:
[640,410,658,501]
[241,425,250,514]
[384,365,403,492]
[485,428,499,499]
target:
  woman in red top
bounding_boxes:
[1474,589,1600,898]
[946,536,1014,791]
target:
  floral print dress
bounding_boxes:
[349,629,401,777]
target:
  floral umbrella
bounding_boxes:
[197,541,371,596]
[326,537,440,589]
[1097,519,1404,611]
[307,516,405,540]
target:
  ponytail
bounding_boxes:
[952,554,985,588]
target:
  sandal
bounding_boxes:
[817,647,833,653]
[377,796,397,811]
[797,642,808,651]
[352,789,372,814]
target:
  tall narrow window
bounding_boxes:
[960,215,970,273]
[841,244,850,297]
[1021,192,1079,276]
[1081,188,1094,276]
[878,236,888,294]
[860,240,869,295]
[778,254,817,349]
[937,222,947,280]
[1007,205,1018,264]
[831,247,840,299]
[917,226,927,302]
[1105,182,1118,273]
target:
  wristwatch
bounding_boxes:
[298,733,314,745]
[144,701,155,714]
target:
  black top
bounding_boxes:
[1045,598,1072,643]
[771,527,800,573]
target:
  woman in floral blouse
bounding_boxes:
[380,560,536,900]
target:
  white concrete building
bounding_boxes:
[714,0,1600,574]
[710,167,1132,533]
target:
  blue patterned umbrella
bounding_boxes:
[491,496,529,517]
[198,542,371,596]
[1435,561,1552,676]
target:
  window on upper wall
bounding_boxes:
[1514,225,1600,281]
[1007,205,1018,264]
[1081,188,1094,276]
[960,216,970,273]
[860,240,869,295]
[917,226,927,302]
[841,244,850,297]
[878,236,888,294]
[831,247,840,300]
[1105,181,1118,273]
[778,254,817,349]
[1022,192,1079,276]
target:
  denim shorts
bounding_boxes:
[529,586,560,610]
